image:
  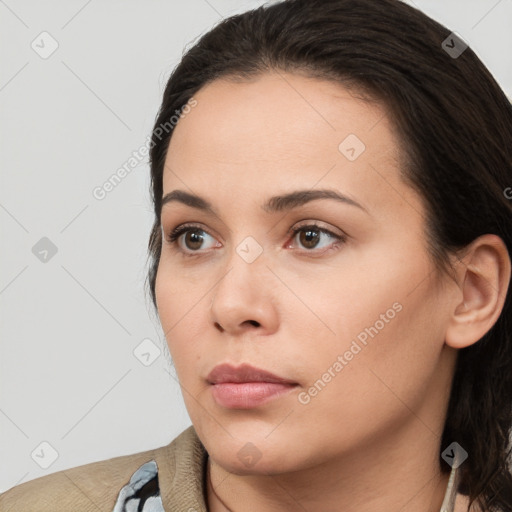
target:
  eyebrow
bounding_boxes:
[161,188,369,215]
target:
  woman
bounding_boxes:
[2,0,511,511]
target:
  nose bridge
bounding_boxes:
[215,233,268,301]
[210,233,277,332]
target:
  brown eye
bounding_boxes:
[290,223,346,253]
[298,227,321,249]
[166,225,218,254]
[183,230,205,251]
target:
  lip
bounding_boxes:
[206,363,297,385]
[210,382,297,409]
[206,363,298,409]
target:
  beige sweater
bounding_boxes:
[0,425,477,511]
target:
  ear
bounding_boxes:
[445,234,511,349]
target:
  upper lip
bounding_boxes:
[207,363,297,385]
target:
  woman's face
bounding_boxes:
[155,71,457,474]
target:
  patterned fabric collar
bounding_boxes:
[112,455,460,512]
[112,460,164,512]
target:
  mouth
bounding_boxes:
[209,382,298,409]
[206,363,299,409]
[206,362,298,384]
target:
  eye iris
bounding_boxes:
[300,228,320,249]
[185,230,204,250]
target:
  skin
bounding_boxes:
[154,71,510,512]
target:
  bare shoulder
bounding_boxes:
[0,446,162,512]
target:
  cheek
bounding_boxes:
[293,249,442,414]
[288,297,440,456]
[154,266,209,383]
[155,258,206,330]
[281,248,406,361]
[315,237,433,353]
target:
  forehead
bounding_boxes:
[168,71,392,162]
[162,71,420,219]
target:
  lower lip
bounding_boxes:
[210,382,298,409]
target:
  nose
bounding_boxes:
[209,250,279,337]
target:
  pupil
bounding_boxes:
[301,229,319,248]
[186,231,203,249]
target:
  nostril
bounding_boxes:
[245,320,260,327]
[214,322,224,332]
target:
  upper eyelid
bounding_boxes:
[167,220,343,237]
[167,222,345,248]
[167,222,222,243]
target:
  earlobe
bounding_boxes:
[444,234,511,350]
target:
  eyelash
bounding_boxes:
[165,222,347,258]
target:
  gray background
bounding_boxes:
[1,0,511,493]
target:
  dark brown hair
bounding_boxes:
[145,1,512,510]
